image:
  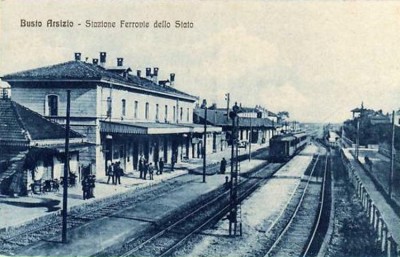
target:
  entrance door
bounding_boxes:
[105,138,113,176]
[144,139,149,161]
[133,142,138,170]
[163,138,168,163]
[153,138,159,163]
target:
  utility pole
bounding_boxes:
[201,99,208,183]
[225,93,230,121]
[356,118,360,160]
[249,113,252,162]
[389,110,395,198]
[62,90,71,243]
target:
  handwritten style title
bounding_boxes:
[20,19,194,29]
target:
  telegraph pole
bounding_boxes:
[389,110,395,198]
[62,90,71,243]
[356,118,360,160]
[201,99,208,183]
[225,93,230,121]
[249,114,252,162]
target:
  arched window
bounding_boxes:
[47,95,58,116]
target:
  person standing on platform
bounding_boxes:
[148,162,154,180]
[143,160,148,180]
[157,158,164,175]
[115,162,122,185]
[171,153,176,171]
[82,176,90,200]
[220,157,227,174]
[106,161,115,184]
[138,155,144,179]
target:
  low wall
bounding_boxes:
[340,148,399,257]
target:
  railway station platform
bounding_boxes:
[0,143,268,232]
[341,148,400,255]
[11,148,269,257]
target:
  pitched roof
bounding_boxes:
[2,60,197,101]
[194,108,274,128]
[0,99,82,143]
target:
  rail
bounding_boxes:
[118,162,286,257]
[265,150,323,256]
[302,151,330,257]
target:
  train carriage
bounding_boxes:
[269,132,309,162]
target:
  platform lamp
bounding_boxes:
[201,99,208,183]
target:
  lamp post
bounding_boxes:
[201,99,208,183]
[62,90,71,243]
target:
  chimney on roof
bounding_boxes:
[1,88,10,100]
[93,58,99,65]
[153,67,159,83]
[137,70,141,78]
[74,52,81,61]
[117,58,123,67]
[100,52,107,65]
[170,73,175,87]
[146,67,151,80]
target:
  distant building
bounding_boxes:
[194,106,276,146]
[1,52,223,178]
[350,102,390,125]
[0,96,87,196]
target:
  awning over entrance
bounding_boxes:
[100,121,190,135]
[179,124,222,133]
[100,121,148,134]
[100,121,223,135]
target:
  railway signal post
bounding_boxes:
[228,102,242,236]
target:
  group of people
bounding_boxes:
[138,156,166,180]
[81,174,96,200]
[106,161,124,185]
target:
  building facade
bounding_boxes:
[2,52,221,178]
[194,107,276,147]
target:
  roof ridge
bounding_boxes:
[10,101,32,142]
[2,61,75,78]
[79,61,105,75]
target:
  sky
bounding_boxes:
[1,0,400,123]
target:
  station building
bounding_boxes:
[1,52,221,179]
[0,95,87,195]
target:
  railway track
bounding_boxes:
[94,162,284,257]
[0,149,269,256]
[0,176,197,255]
[265,146,331,257]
